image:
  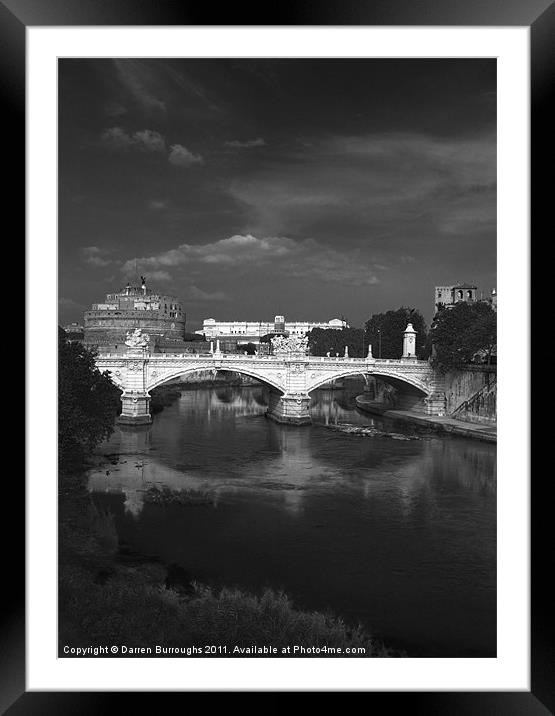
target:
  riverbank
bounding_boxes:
[355,395,497,443]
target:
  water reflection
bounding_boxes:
[90,386,495,517]
[88,386,496,656]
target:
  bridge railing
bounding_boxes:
[96,351,429,365]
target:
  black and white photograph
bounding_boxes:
[56,56,499,661]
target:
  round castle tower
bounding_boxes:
[83,278,185,353]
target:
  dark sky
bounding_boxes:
[59,59,496,329]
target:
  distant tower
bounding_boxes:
[274,315,285,333]
[491,288,497,311]
[402,323,417,359]
[435,283,477,314]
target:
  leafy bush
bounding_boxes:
[59,564,391,657]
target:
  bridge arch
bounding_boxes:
[146,364,285,395]
[306,368,431,397]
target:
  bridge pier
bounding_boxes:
[118,392,152,425]
[266,390,311,426]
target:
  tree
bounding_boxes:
[184,331,205,342]
[430,302,497,372]
[307,327,366,357]
[260,333,282,343]
[58,328,121,469]
[241,342,257,355]
[364,307,428,359]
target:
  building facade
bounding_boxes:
[84,279,186,353]
[434,284,478,313]
[195,315,348,345]
[434,284,497,314]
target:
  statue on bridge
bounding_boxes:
[124,328,150,349]
[271,334,309,355]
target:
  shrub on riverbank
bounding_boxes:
[182,584,388,655]
[59,558,390,657]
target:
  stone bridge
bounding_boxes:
[96,330,445,425]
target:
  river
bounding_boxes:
[87,383,496,657]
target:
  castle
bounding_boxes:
[83,277,188,353]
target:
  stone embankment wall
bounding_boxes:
[367,365,496,425]
[445,366,496,425]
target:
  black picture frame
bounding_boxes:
[9,0,550,710]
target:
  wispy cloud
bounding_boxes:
[82,246,113,267]
[122,234,380,287]
[227,131,496,245]
[101,129,203,168]
[134,129,166,152]
[224,138,266,148]
[185,286,229,302]
[101,127,204,167]
[147,199,169,210]
[168,144,204,167]
[161,64,223,114]
[104,101,127,117]
[101,127,166,153]
[145,270,172,282]
[59,296,85,310]
[113,59,166,112]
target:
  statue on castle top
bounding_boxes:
[125,328,150,349]
[271,334,309,355]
